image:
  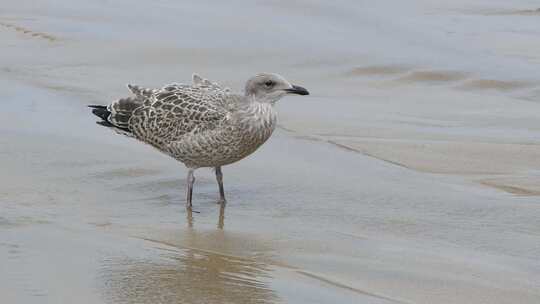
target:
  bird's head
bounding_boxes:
[244,73,309,103]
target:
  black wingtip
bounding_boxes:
[96,120,131,133]
[89,105,111,122]
[88,105,107,109]
[96,120,114,128]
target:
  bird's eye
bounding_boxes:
[264,80,274,87]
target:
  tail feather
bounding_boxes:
[89,95,144,134]
[88,105,111,122]
[90,84,152,136]
[106,96,142,130]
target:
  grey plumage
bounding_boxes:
[90,73,309,207]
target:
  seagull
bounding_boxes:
[89,73,309,207]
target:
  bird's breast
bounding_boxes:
[235,102,277,141]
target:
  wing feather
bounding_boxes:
[128,76,235,148]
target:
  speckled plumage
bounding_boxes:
[90,73,309,206]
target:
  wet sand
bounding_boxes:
[1,1,540,303]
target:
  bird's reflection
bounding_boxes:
[100,248,277,304]
[100,201,277,304]
[185,203,226,230]
[217,203,225,229]
[186,206,194,228]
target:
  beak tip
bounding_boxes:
[287,85,310,96]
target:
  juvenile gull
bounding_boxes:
[89,73,309,207]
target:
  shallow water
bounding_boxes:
[1,1,540,303]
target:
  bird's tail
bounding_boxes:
[89,84,149,133]
[88,105,111,122]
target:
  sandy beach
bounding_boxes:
[1,1,540,303]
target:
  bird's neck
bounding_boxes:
[237,101,277,134]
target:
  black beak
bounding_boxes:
[284,85,309,96]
